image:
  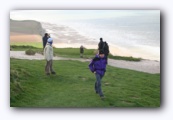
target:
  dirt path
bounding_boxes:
[10,51,160,74]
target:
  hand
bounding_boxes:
[94,71,96,74]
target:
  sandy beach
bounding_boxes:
[10,32,42,43]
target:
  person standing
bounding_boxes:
[44,37,56,75]
[98,38,104,51]
[89,50,107,99]
[80,45,84,58]
[103,42,110,61]
[42,33,49,50]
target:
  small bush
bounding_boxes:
[25,49,36,55]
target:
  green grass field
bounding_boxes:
[10,58,160,107]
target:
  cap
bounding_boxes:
[47,38,53,42]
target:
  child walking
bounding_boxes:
[89,50,107,99]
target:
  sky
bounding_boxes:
[10,10,160,23]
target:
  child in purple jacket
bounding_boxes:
[89,50,107,99]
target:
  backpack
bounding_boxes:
[103,42,109,54]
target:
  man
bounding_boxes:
[103,42,110,61]
[89,50,107,99]
[80,45,84,58]
[44,37,56,75]
[42,33,49,49]
[98,38,104,51]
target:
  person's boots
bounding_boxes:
[51,71,56,75]
[46,73,50,76]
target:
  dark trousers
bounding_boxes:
[95,73,104,96]
[45,60,54,74]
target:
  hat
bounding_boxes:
[99,50,104,54]
[47,38,53,43]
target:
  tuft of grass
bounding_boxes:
[10,42,43,48]
[25,49,36,55]
[10,58,160,107]
[10,67,32,103]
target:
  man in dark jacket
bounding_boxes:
[89,50,107,99]
[98,38,104,51]
[42,33,49,50]
[103,42,110,61]
[80,45,84,58]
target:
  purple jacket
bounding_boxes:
[89,54,107,76]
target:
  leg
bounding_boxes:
[45,60,51,75]
[80,53,83,58]
[50,60,56,74]
[95,81,98,94]
[95,73,104,97]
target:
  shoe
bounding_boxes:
[46,73,50,76]
[51,72,56,74]
[100,95,105,100]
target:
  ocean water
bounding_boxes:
[42,14,160,61]
[62,16,160,47]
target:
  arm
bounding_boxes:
[89,59,95,73]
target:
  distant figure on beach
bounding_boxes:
[89,50,107,99]
[44,37,56,75]
[80,45,84,58]
[98,38,104,51]
[42,33,49,49]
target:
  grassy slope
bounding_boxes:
[10,59,160,107]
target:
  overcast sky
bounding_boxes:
[10,10,160,23]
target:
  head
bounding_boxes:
[100,38,103,42]
[99,50,105,58]
[47,38,53,45]
[45,33,48,37]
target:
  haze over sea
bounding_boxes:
[10,10,160,61]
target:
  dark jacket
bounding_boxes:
[43,36,48,48]
[80,46,84,53]
[89,55,107,76]
[98,41,104,50]
[103,42,109,56]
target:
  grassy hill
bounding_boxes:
[10,58,160,107]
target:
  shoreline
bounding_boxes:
[10,20,160,61]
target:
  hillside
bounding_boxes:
[10,59,160,107]
[10,19,45,36]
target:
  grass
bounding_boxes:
[10,58,160,107]
[10,42,43,48]
[10,45,142,61]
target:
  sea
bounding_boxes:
[41,14,160,61]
